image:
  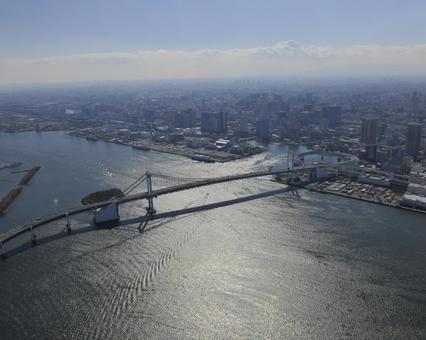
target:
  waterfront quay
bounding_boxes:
[275,157,426,214]
[69,129,263,163]
[306,178,403,207]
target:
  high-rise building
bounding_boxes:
[406,122,422,161]
[319,117,329,132]
[360,116,378,144]
[360,115,378,162]
[322,105,342,128]
[237,116,249,137]
[175,109,194,128]
[201,112,228,134]
[281,114,301,140]
[256,118,270,140]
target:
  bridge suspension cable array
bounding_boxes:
[123,173,148,195]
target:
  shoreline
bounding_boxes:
[68,132,260,163]
[273,177,426,215]
[302,183,426,216]
[132,143,240,162]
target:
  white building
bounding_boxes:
[358,174,391,187]
[401,166,426,210]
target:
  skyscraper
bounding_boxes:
[256,118,270,140]
[237,116,249,137]
[201,112,228,134]
[174,109,194,128]
[322,105,342,128]
[360,115,378,162]
[406,123,422,161]
[360,116,378,144]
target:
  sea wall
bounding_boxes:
[0,166,41,215]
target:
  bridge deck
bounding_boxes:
[0,166,319,245]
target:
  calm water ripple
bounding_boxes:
[0,132,425,339]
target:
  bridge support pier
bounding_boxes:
[0,243,6,260]
[30,226,37,246]
[65,213,72,234]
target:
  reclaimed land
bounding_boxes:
[81,188,124,205]
[68,132,244,163]
[0,166,41,215]
[274,177,425,215]
[308,186,426,215]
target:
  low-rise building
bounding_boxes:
[185,137,210,149]
[401,165,426,210]
[358,174,391,187]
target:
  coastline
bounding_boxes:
[305,183,426,215]
[131,142,240,162]
[67,131,262,163]
[273,176,426,215]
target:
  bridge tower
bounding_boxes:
[146,172,156,215]
[65,213,72,234]
[0,243,6,260]
[30,225,37,246]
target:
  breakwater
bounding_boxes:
[0,166,40,215]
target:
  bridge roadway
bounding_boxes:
[121,186,296,226]
[0,165,322,246]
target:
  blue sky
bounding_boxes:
[1,0,425,57]
[1,0,426,83]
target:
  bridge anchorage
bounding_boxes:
[92,171,159,230]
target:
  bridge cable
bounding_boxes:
[123,173,148,195]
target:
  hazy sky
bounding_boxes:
[1,0,426,83]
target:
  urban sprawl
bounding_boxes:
[0,80,425,211]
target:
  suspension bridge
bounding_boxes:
[0,164,331,259]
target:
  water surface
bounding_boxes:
[0,132,425,339]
